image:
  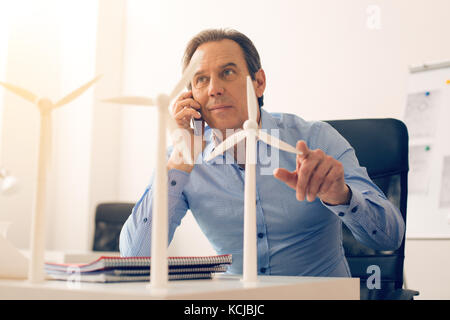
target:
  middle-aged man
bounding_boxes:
[120,28,405,277]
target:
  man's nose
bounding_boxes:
[208,76,225,97]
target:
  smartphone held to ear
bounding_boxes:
[192,112,204,136]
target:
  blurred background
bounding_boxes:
[0,0,450,298]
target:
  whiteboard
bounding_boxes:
[404,60,450,239]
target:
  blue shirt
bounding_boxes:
[119,109,405,277]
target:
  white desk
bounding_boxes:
[19,250,120,264]
[0,274,359,300]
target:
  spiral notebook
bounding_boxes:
[45,254,232,283]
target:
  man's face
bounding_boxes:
[190,39,265,132]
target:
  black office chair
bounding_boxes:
[93,202,134,252]
[325,118,419,300]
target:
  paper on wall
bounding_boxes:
[404,90,442,139]
[409,144,433,195]
[439,155,450,208]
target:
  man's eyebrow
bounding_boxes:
[193,62,239,78]
[220,62,238,69]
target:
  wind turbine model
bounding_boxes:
[206,76,302,283]
[102,52,203,290]
[0,75,101,283]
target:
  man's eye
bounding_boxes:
[195,76,209,88]
[223,69,236,79]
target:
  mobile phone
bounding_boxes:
[191,111,204,136]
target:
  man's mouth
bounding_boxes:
[208,104,232,111]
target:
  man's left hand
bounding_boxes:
[273,140,351,206]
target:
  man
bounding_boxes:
[119,29,405,277]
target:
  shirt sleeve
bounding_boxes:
[119,169,190,256]
[314,122,405,251]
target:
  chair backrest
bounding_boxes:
[93,202,134,252]
[325,118,409,291]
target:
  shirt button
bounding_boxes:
[258,233,264,238]
[260,268,266,273]
[170,180,176,186]
[372,230,377,235]
[351,206,358,213]
[338,212,345,217]
[143,218,148,223]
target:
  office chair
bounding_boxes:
[93,202,134,252]
[325,118,419,300]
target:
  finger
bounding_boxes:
[296,140,310,161]
[173,98,201,115]
[176,91,193,102]
[296,156,321,201]
[171,91,192,113]
[273,168,298,189]
[318,161,344,196]
[183,106,202,119]
[173,100,201,120]
[174,107,202,128]
[307,158,333,202]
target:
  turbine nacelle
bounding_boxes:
[36,98,54,115]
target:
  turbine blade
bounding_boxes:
[54,75,102,108]
[246,76,258,123]
[102,96,155,106]
[166,113,178,133]
[205,130,247,162]
[257,130,302,155]
[0,81,38,104]
[168,51,204,102]
[1,175,18,194]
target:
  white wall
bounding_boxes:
[1,1,64,249]
[0,0,101,252]
[0,4,9,154]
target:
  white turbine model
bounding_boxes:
[0,76,101,283]
[102,52,203,290]
[206,76,302,283]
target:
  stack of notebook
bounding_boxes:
[45,254,232,283]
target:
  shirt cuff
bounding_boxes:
[167,169,190,197]
[321,184,364,222]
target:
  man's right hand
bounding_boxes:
[167,91,204,173]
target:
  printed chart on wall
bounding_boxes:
[404,61,450,239]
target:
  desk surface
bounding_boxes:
[0,274,359,300]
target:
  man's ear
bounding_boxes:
[254,68,266,98]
